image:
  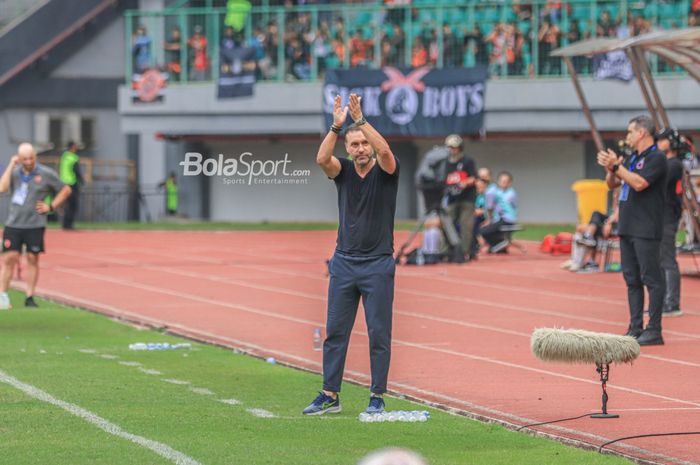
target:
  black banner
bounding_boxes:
[593,50,633,82]
[218,46,256,98]
[323,66,487,136]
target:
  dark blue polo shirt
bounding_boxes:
[618,144,667,240]
[333,157,400,257]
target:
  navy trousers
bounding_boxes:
[323,252,395,394]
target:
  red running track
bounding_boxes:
[20,230,700,465]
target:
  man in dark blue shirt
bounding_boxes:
[656,128,685,318]
[598,115,667,346]
[303,93,399,416]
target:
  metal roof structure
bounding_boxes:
[551,27,700,150]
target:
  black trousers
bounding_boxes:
[323,252,394,395]
[619,235,665,332]
[62,187,79,229]
[659,220,681,312]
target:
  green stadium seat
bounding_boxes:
[483,7,500,23]
[445,8,466,24]
[382,23,394,38]
[572,6,591,21]
[518,20,530,35]
[659,3,675,19]
[418,9,434,24]
[644,3,657,18]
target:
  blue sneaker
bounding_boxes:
[302,391,341,415]
[366,395,385,414]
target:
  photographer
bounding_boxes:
[656,128,685,317]
[441,134,477,261]
[597,115,667,346]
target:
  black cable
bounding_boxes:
[598,432,700,453]
[516,412,597,431]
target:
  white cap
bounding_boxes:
[445,134,463,148]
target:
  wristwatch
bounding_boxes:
[354,116,367,126]
[611,164,620,173]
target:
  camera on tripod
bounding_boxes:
[394,146,465,265]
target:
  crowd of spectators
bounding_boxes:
[131,1,696,82]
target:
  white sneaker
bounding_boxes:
[0,292,12,310]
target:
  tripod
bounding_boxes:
[395,188,464,264]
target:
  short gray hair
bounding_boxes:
[628,115,655,136]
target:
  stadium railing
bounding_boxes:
[124,0,693,85]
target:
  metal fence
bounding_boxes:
[125,0,694,83]
[0,188,168,224]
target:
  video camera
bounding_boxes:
[614,140,632,158]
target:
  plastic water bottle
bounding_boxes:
[313,328,322,351]
[358,410,430,422]
[416,250,425,266]
[129,342,192,351]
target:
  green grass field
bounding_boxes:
[0,292,630,465]
[47,221,574,241]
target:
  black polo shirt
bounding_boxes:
[617,144,667,240]
[333,157,400,256]
[664,156,684,224]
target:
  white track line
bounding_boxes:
[107,243,700,303]
[47,250,700,357]
[51,266,700,409]
[0,368,203,465]
[57,250,700,364]
[132,250,700,341]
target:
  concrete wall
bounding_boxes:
[414,138,586,223]
[0,108,127,161]
[118,76,700,135]
[160,137,584,223]
[51,17,125,79]
[201,140,416,222]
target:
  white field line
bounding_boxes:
[118,361,142,367]
[138,368,162,376]
[53,266,700,409]
[246,408,276,418]
[162,379,191,385]
[0,369,203,465]
[189,387,214,396]
[100,354,118,360]
[219,398,242,405]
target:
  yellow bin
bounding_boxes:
[571,179,609,225]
